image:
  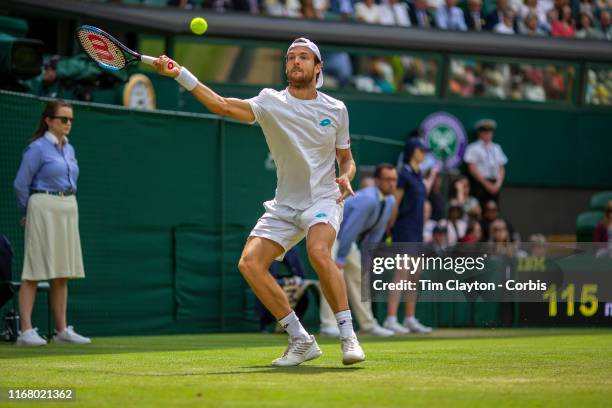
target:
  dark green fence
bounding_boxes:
[0,90,525,335]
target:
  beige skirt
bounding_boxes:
[22,193,85,281]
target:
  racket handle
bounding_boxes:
[140,55,156,66]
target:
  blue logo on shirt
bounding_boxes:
[319,118,332,127]
[315,212,327,218]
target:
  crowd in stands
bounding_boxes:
[585,67,612,105]
[162,0,612,41]
[449,59,572,102]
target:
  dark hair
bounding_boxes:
[32,100,73,141]
[374,163,396,178]
[465,221,480,236]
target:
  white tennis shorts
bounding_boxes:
[250,199,344,260]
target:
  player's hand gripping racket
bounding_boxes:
[76,25,175,72]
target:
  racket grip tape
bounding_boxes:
[140,55,156,65]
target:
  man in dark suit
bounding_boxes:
[464,0,485,31]
[409,0,436,28]
[484,0,518,32]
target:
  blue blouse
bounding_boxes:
[14,131,79,214]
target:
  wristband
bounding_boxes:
[175,67,198,91]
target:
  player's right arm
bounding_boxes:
[152,55,255,123]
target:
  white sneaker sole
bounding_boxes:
[272,345,323,367]
[16,340,47,346]
[342,352,366,366]
[52,337,91,344]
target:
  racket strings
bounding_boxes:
[77,29,126,70]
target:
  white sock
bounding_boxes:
[279,311,309,339]
[335,310,355,338]
[385,316,398,325]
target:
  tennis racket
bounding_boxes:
[76,25,173,72]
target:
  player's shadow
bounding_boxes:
[208,365,365,375]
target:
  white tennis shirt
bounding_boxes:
[248,88,351,210]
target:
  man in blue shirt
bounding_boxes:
[320,164,397,337]
[435,0,468,31]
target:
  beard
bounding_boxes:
[287,68,316,88]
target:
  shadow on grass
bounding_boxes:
[208,365,365,375]
[50,365,364,378]
[1,328,610,360]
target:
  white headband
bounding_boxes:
[287,38,324,89]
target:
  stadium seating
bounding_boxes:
[590,191,612,211]
[576,210,604,242]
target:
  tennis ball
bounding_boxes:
[190,17,208,35]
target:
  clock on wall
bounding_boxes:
[123,73,156,110]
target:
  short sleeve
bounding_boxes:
[246,88,275,125]
[335,104,351,149]
[495,144,508,165]
[463,143,479,164]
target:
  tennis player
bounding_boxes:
[152,38,365,366]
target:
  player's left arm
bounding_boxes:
[335,148,356,204]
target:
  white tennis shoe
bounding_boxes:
[404,317,433,334]
[272,335,322,367]
[384,319,411,334]
[341,335,365,365]
[16,328,47,346]
[52,326,91,344]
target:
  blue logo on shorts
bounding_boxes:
[319,118,332,127]
[315,212,327,218]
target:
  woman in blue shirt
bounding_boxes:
[383,138,434,334]
[13,100,90,346]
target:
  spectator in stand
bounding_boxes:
[523,68,546,100]
[313,0,330,16]
[521,11,548,35]
[264,0,302,16]
[489,219,515,256]
[593,200,612,242]
[446,199,467,245]
[576,11,604,38]
[579,0,595,16]
[427,222,449,256]
[301,0,322,18]
[323,52,353,88]
[464,119,508,208]
[495,8,518,33]
[552,4,576,37]
[355,0,383,23]
[480,200,516,242]
[454,176,480,221]
[409,0,437,27]
[466,201,482,223]
[428,172,444,221]
[519,0,547,28]
[380,0,411,26]
[435,0,468,30]
[464,0,486,31]
[460,221,483,243]
[599,10,612,40]
[329,0,354,17]
[485,0,519,32]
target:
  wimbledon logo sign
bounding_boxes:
[421,112,467,169]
